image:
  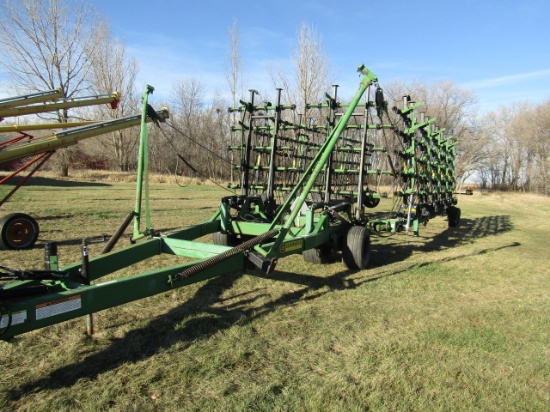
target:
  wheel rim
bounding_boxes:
[5,217,37,248]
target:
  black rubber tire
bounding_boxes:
[364,196,380,208]
[341,226,371,270]
[303,243,333,264]
[447,206,461,228]
[212,231,239,246]
[0,213,40,250]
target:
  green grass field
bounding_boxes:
[0,175,549,411]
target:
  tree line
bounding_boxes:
[1,0,548,194]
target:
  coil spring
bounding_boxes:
[171,229,279,282]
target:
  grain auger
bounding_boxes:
[0,86,169,250]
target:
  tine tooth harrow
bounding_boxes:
[0,66,459,340]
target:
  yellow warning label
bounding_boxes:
[280,239,303,253]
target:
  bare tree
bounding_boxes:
[225,19,244,109]
[159,79,232,181]
[530,101,550,194]
[83,21,140,171]
[225,19,244,181]
[507,101,550,193]
[478,100,550,193]
[172,78,205,136]
[0,0,104,109]
[270,22,332,118]
[160,78,206,176]
[202,94,231,180]
[477,107,511,189]
[0,0,107,175]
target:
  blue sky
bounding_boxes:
[7,0,550,113]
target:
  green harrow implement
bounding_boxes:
[0,65,459,340]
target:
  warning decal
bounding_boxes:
[36,295,82,320]
[280,239,303,253]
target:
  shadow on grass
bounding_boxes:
[8,268,364,401]
[369,215,513,268]
[0,175,111,188]
[7,215,516,399]
[364,241,521,285]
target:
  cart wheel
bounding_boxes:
[342,226,371,270]
[447,206,461,228]
[0,213,40,250]
[213,231,238,246]
[303,243,333,264]
[364,196,380,208]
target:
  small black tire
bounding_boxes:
[0,213,40,250]
[213,231,238,246]
[364,196,380,208]
[303,243,333,264]
[341,226,371,270]
[447,206,461,228]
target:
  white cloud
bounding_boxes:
[462,69,550,89]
